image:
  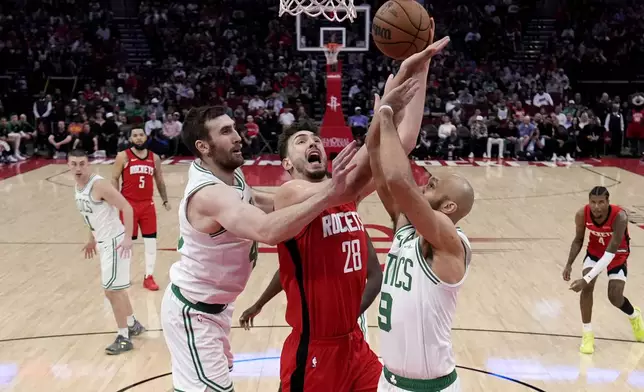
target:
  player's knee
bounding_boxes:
[607,286,624,306]
[581,282,596,295]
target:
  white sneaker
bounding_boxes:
[468,153,474,159]
[483,153,488,159]
[6,155,17,163]
[14,154,26,161]
[566,153,574,162]
[551,154,558,162]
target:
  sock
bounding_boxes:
[583,323,592,332]
[127,315,136,327]
[143,237,157,277]
[118,328,129,339]
[620,297,637,318]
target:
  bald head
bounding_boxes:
[442,174,474,223]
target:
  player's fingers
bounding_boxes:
[335,141,357,167]
[337,148,358,171]
[428,36,450,55]
[335,140,356,163]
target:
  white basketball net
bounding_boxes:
[279,0,357,22]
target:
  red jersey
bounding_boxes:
[585,204,630,263]
[121,148,155,202]
[278,202,368,338]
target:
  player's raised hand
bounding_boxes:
[380,77,420,115]
[400,35,450,74]
[82,241,97,259]
[239,303,263,330]
[116,236,133,259]
[326,140,359,204]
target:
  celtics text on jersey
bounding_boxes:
[378,224,471,381]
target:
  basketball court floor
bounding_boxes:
[2,156,644,392]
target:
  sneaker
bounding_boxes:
[580,331,594,354]
[128,320,146,337]
[6,156,17,163]
[143,275,159,291]
[630,306,644,342]
[105,335,133,355]
[14,154,25,161]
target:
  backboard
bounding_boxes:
[295,4,371,52]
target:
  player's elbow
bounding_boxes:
[384,173,409,195]
[256,224,280,246]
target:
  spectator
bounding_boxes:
[469,116,489,158]
[438,115,456,140]
[604,104,625,156]
[48,121,73,159]
[73,123,99,156]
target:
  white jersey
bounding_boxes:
[378,224,471,380]
[169,160,256,304]
[75,174,124,243]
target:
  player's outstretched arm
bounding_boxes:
[377,105,461,255]
[581,210,628,283]
[360,233,382,314]
[94,179,134,241]
[563,207,586,281]
[153,154,170,209]
[351,37,451,203]
[251,189,277,213]
[239,269,282,330]
[194,143,358,245]
[366,93,401,225]
[111,151,126,191]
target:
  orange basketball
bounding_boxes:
[372,0,434,60]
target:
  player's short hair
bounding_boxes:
[277,120,320,160]
[68,148,88,159]
[181,106,227,158]
[130,127,145,137]
[589,186,609,199]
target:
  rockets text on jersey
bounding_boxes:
[121,148,155,201]
[278,201,368,338]
[584,204,630,259]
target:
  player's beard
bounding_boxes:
[293,159,327,181]
[132,143,146,151]
[207,140,244,172]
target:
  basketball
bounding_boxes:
[372,0,434,60]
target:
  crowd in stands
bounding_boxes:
[1,0,643,165]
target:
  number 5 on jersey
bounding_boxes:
[342,239,362,273]
[139,177,145,188]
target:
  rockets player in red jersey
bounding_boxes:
[239,37,451,392]
[564,186,644,354]
[111,128,171,291]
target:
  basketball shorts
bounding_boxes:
[280,328,382,392]
[99,232,131,290]
[583,252,628,281]
[377,368,460,392]
[121,199,157,239]
[359,312,369,344]
[161,284,234,392]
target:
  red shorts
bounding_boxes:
[280,328,382,392]
[120,199,157,239]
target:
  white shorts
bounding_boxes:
[377,368,460,392]
[161,284,234,392]
[359,312,369,344]
[99,233,131,290]
[582,254,627,282]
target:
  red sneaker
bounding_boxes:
[143,275,159,291]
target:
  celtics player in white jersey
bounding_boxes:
[366,92,475,391]
[160,106,361,392]
[69,149,145,355]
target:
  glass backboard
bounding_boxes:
[295,4,371,52]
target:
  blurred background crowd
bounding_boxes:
[0,0,643,164]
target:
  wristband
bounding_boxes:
[378,104,394,115]
[583,251,615,284]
